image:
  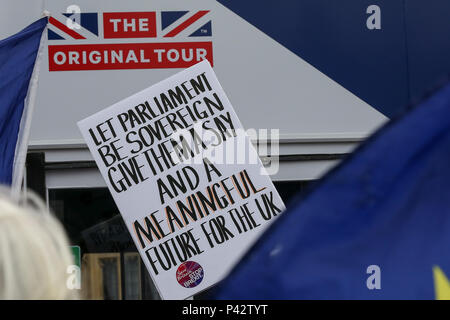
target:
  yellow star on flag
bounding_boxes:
[433,266,450,300]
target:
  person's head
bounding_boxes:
[0,188,77,299]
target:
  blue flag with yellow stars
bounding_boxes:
[214,79,450,300]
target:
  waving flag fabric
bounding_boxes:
[0,17,47,190]
[214,79,450,299]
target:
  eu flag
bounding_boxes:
[0,17,47,187]
[214,80,450,299]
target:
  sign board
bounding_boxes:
[69,245,82,290]
[70,245,81,268]
[47,10,214,71]
[78,60,285,299]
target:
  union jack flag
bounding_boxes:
[48,12,98,40]
[161,10,212,37]
[48,11,212,40]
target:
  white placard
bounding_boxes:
[78,60,285,299]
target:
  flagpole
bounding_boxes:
[11,14,49,198]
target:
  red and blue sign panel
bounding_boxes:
[47,11,213,71]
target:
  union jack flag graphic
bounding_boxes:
[48,11,212,40]
[161,11,212,37]
[48,13,98,40]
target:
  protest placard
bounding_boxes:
[78,60,285,299]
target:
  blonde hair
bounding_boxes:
[0,188,78,299]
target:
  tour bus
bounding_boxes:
[1,0,448,299]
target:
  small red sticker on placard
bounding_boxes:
[176,261,204,288]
